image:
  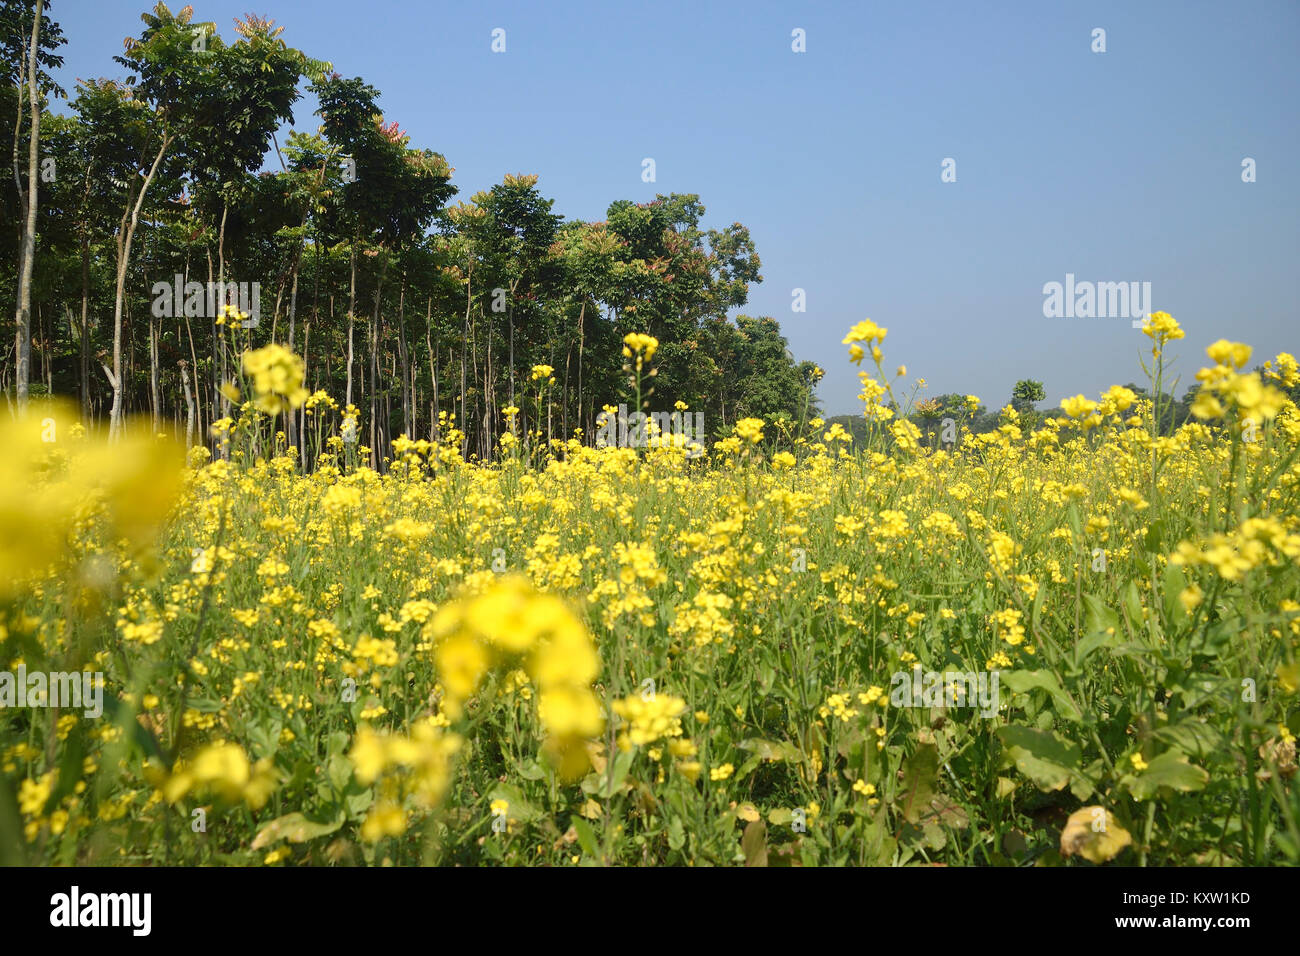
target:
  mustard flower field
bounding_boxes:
[3,313,1298,867]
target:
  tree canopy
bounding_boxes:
[2,1,817,464]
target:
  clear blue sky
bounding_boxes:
[50,0,1300,415]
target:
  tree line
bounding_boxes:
[826,376,1300,449]
[3,1,820,465]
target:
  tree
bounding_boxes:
[699,314,816,433]
[316,81,453,462]
[7,0,64,415]
[41,81,131,423]
[313,72,457,448]
[551,219,620,439]
[96,3,207,437]
[108,3,327,439]
[601,195,761,413]
[1011,379,1045,414]
[452,174,559,447]
[166,11,328,436]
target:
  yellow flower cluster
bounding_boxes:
[841,318,888,365]
[622,332,659,364]
[1060,394,1101,427]
[152,741,278,809]
[348,717,463,841]
[304,389,338,414]
[0,402,183,597]
[1264,352,1299,388]
[425,576,604,778]
[1171,517,1300,581]
[989,607,1026,646]
[240,344,309,416]
[733,417,765,445]
[1140,310,1185,349]
[611,693,686,750]
[1190,340,1288,424]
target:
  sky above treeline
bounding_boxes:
[48,0,1300,415]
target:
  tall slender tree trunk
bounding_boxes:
[459,266,471,458]
[180,256,203,438]
[179,361,194,448]
[368,250,390,468]
[302,233,321,464]
[79,232,90,422]
[149,309,160,433]
[183,310,201,436]
[507,283,516,409]
[396,280,410,438]
[212,203,229,432]
[346,243,356,408]
[39,303,50,390]
[484,307,494,455]
[12,0,44,416]
[300,316,311,465]
[270,277,284,343]
[108,132,171,440]
[285,213,306,453]
[426,297,438,442]
[470,311,481,458]
[576,300,586,437]
[10,32,27,253]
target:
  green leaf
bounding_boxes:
[1066,503,1083,539]
[325,731,350,759]
[920,795,970,829]
[1123,580,1144,630]
[1070,762,1099,801]
[1162,563,1188,624]
[327,754,353,793]
[570,817,600,858]
[996,725,1081,792]
[1144,519,1166,553]
[53,731,86,808]
[251,810,345,850]
[922,821,947,851]
[1128,751,1209,800]
[834,725,866,761]
[1154,720,1225,760]
[247,719,283,760]
[899,743,939,822]
[1030,584,1047,630]
[1192,618,1238,658]
[581,748,635,798]
[864,810,897,865]
[667,817,686,851]
[741,819,768,867]
[488,782,541,823]
[512,757,547,781]
[734,754,763,781]
[345,788,372,817]
[0,775,22,865]
[1074,628,1121,668]
[1001,670,1082,723]
[1082,593,1119,636]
